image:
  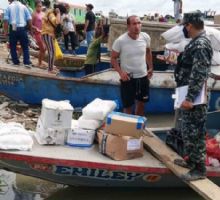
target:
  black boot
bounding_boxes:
[181,168,206,181]
[174,158,195,169]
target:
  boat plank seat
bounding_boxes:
[143,129,220,200]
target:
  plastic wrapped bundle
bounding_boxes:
[0,122,33,150]
[82,98,117,120]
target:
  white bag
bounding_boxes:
[165,39,190,53]
[205,26,220,51]
[0,123,33,150]
[78,116,103,130]
[212,51,220,66]
[82,98,117,120]
[161,25,185,43]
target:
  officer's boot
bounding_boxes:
[181,163,206,181]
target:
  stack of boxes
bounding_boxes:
[66,98,117,148]
[98,112,147,161]
[35,99,74,145]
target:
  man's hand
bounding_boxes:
[119,71,130,81]
[181,100,193,110]
[147,68,153,79]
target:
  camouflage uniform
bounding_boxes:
[175,14,213,172]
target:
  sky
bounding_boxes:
[62,0,220,17]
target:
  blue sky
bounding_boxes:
[67,0,220,16]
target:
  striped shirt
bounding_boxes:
[3,0,32,27]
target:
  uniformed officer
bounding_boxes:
[173,11,213,181]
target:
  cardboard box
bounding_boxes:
[104,112,146,138]
[97,130,143,161]
[66,128,96,148]
[35,118,70,145]
[41,99,73,129]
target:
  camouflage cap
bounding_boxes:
[182,11,204,24]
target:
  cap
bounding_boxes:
[182,11,204,24]
[86,3,94,10]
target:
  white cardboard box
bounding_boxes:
[35,118,70,145]
[66,128,96,147]
[40,99,73,129]
[66,120,96,147]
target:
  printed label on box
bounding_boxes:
[127,139,141,151]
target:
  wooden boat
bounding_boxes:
[30,49,168,72]
[1,44,220,113]
[0,111,219,188]
[0,60,220,114]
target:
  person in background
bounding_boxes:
[3,0,32,68]
[83,3,96,48]
[95,16,104,38]
[173,11,213,181]
[84,25,109,75]
[111,15,153,116]
[173,0,183,23]
[32,0,45,68]
[61,4,78,55]
[41,4,61,73]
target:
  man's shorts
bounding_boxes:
[120,76,150,108]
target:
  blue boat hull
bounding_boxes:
[0,68,219,113]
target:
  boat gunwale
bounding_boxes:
[0,150,219,178]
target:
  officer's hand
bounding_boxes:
[181,100,194,110]
[119,71,130,81]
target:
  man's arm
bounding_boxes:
[111,50,130,81]
[146,47,153,79]
[84,19,89,34]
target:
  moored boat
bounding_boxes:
[0,60,220,113]
[0,111,219,187]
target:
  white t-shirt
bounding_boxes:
[62,13,75,32]
[112,32,151,78]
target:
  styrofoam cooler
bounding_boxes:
[66,120,96,147]
[35,118,71,145]
[66,128,96,148]
[41,99,74,129]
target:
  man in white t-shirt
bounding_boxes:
[173,0,182,23]
[111,15,153,116]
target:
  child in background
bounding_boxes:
[84,25,109,75]
[32,0,45,68]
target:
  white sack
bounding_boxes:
[78,116,103,130]
[82,98,117,120]
[161,25,185,43]
[0,122,33,150]
[165,39,190,52]
[205,26,220,51]
[212,51,220,66]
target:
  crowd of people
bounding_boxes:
[2,0,106,74]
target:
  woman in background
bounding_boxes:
[32,0,45,68]
[41,4,61,73]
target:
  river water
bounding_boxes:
[0,114,205,200]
